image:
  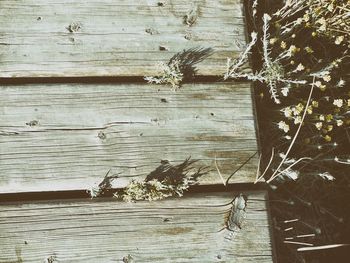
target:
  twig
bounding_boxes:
[284,218,299,223]
[297,244,349,252]
[267,77,315,183]
[284,241,314,246]
[225,152,257,185]
[255,153,262,184]
[214,156,226,186]
[254,147,275,184]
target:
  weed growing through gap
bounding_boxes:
[89,158,208,202]
[144,47,213,89]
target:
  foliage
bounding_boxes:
[115,158,208,202]
[145,47,213,89]
[231,0,350,262]
[228,0,350,182]
[89,158,208,202]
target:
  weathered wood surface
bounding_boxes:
[0,82,258,193]
[0,0,248,78]
[0,191,273,262]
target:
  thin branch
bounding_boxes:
[297,244,349,252]
[254,147,275,184]
[225,152,257,185]
[215,156,226,186]
[262,14,272,67]
[267,77,315,183]
[284,241,314,246]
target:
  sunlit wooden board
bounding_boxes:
[0,0,248,78]
[0,191,273,262]
[0,82,258,193]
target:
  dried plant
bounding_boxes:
[144,59,184,89]
[242,1,350,262]
[89,158,208,202]
[225,14,306,104]
[145,47,213,89]
[115,158,208,202]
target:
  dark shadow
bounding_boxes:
[168,47,214,81]
[145,157,208,185]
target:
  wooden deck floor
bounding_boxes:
[0,0,248,78]
[0,0,274,262]
[0,82,258,193]
[0,191,273,263]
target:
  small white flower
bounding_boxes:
[280,41,287,49]
[281,107,293,118]
[319,115,325,121]
[307,106,313,114]
[333,99,343,108]
[292,103,304,116]
[322,75,331,82]
[296,63,305,71]
[336,120,344,126]
[285,135,292,140]
[317,17,327,31]
[335,35,344,45]
[263,13,271,21]
[305,46,314,53]
[327,3,334,12]
[319,172,335,181]
[281,86,290,97]
[296,18,303,25]
[294,116,302,125]
[270,38,278,45]
[279,152,286,159]
[312,100,319,108]
[337,79,345,87]
[315,122,323,130]
[288,45,298,55]
[315,81,322,87]
[278,121,290,133]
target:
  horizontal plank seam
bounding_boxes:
[0,76,252,85]
[0,183,267,203]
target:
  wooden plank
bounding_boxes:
[0,191,273,262]
[0,0,248,78]
[0,82,258,193]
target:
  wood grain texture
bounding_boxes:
[0,191,273,263]
[0,0,248,78]
[0,82,258,193]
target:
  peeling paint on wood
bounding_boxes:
[0,0,248,78]
[0,191,273,262]
[0,82,258,193]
